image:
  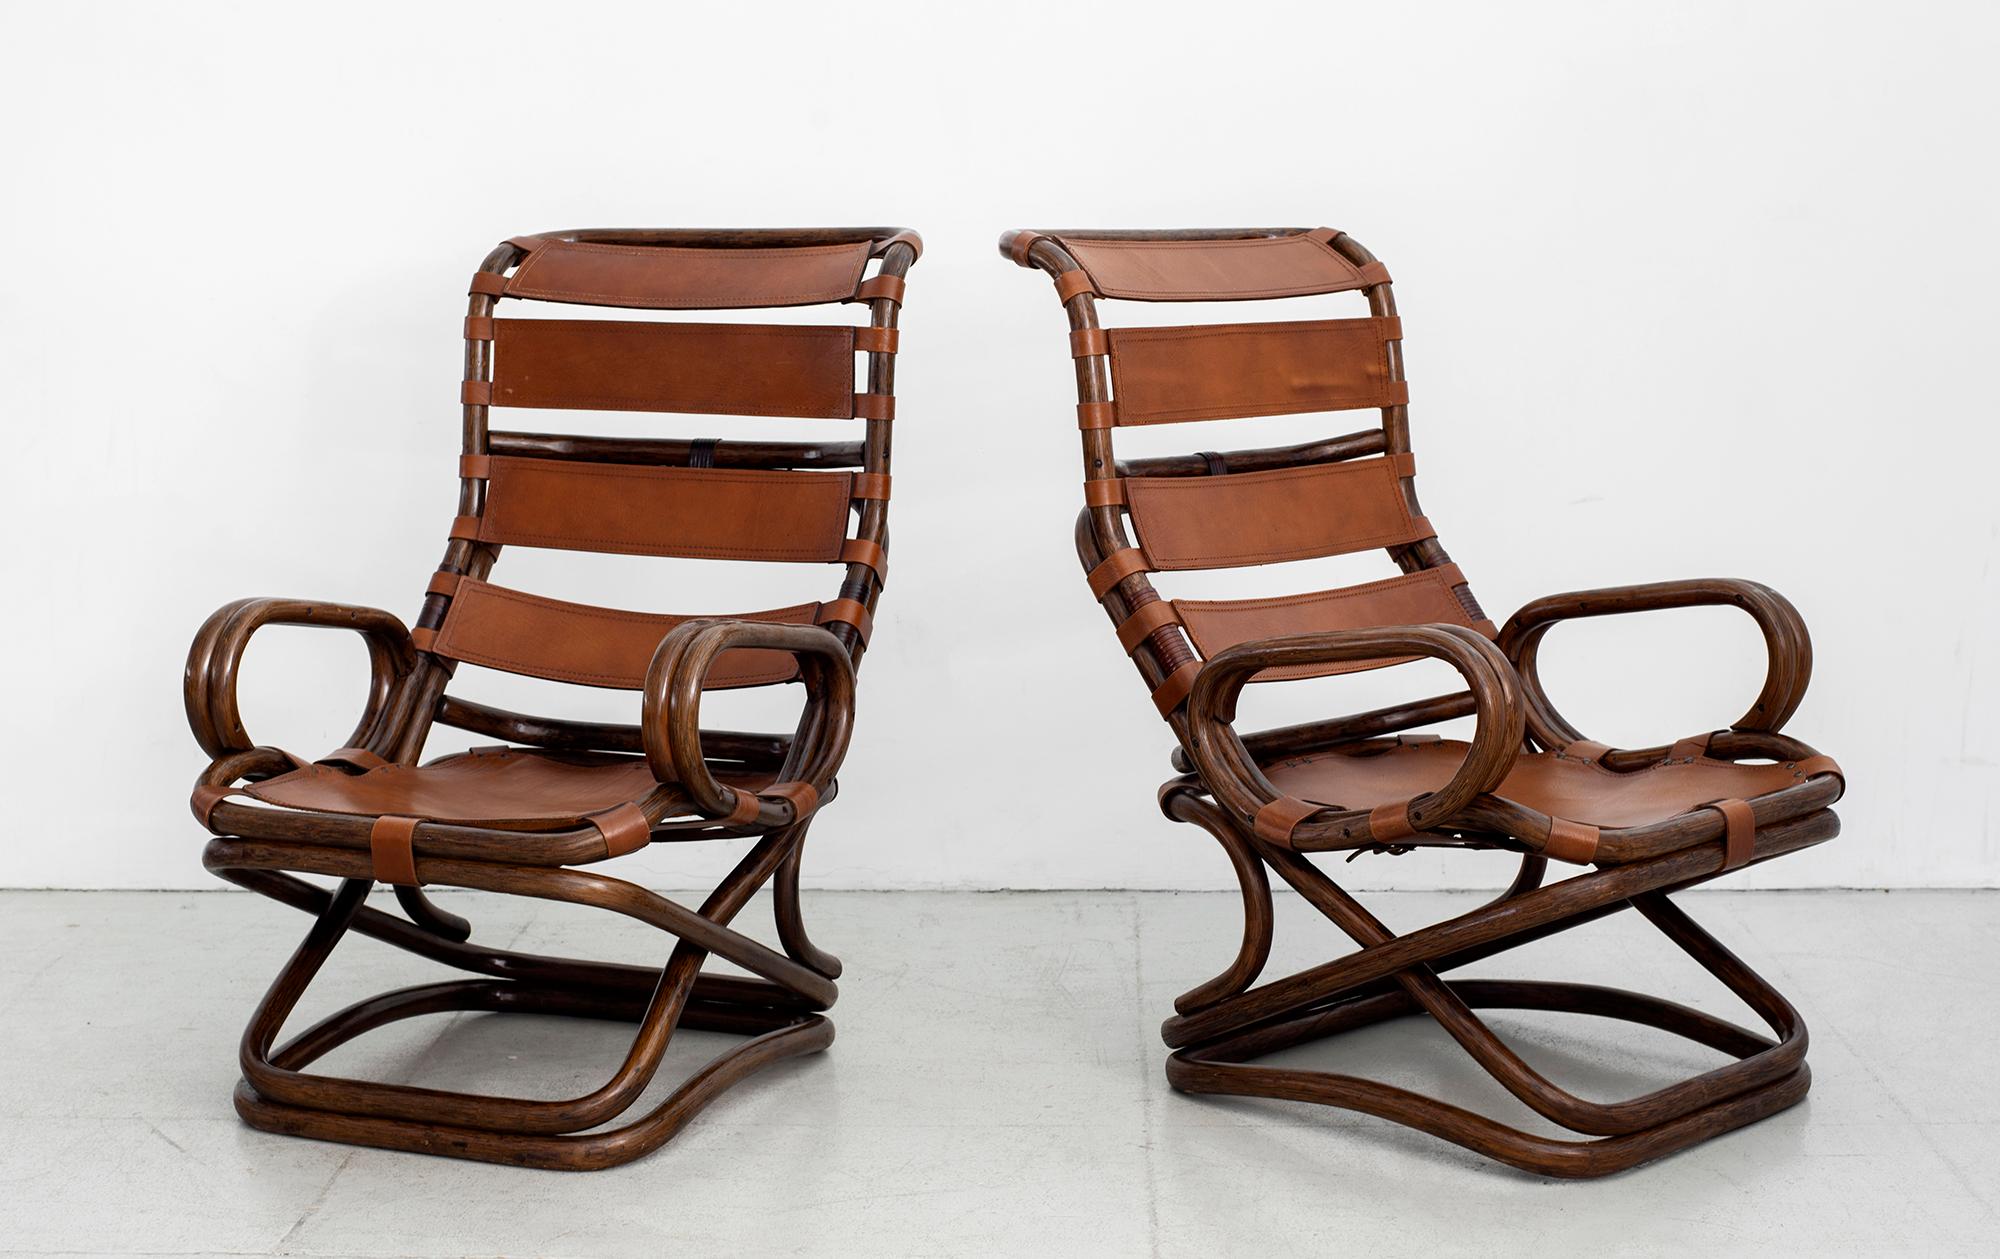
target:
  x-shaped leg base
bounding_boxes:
[1159,789,1837,1178]
[204,826,840,1171]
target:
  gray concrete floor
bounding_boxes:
[0,889,1994,1257]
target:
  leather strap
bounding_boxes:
[1667,732,1713,763]
[1115,601,1182,654]
[369,815,422,886]
[1069,327,1109,357]
[426,570,462,598]
[1790,754,1843,786]
[410,626,438,653]
[1009,231,1045,266]
[586,802,652,858]
[190,783,241,829]
[1367,802,1418,843]
[818,598,873,644]
[852,392,895,421]
[464,316,494,341]
[1150,662,1203,717]
[766,780,820,822]
[448,515,481,541]
[1084,479,1126,508]
[855,274,904,305]
[1558,740,1612,765]
[458,454,492,480]
[875,230,923,261]
[1077,402,1115,430]
[1356,260,1392,287]
[1707,798,1757,870]
[1544,818,1601,864]
[1086,548,1149,600]
[852,472,892,500]
[461,380,493,407]
[319,746,387,771]
[723,789,763,827]
[854,326,899,354]
[839,537,887,583]
[506,235,549,254]
[1055,270,1095,302]
[1253,795,1319,844]
[468,272,507,297]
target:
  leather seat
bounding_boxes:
[1260,739,1824,831]
[242,747,774,830]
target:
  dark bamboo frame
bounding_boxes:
[185,227,917,1170]
[1000,226,1843,1177]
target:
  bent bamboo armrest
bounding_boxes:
[1497,578,1813,760]
[185,597,417,762]
[1184,624,1527,849]
[642,619,857,830]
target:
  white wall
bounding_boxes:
[2,1,1994,891]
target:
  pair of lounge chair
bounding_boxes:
[186,226,1842,1176]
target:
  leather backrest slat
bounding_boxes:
[1126,455,1427,570]
[1108,317,1402,424]
[1175,568,1492,682]
[504,239,872,309]
[431,578,818,690]
[491,320,856,418]
[474,457,853,562]
[1057,232,1374,302]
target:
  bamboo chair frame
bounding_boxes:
[185,227,919,1169]
[999,225,1844,1177]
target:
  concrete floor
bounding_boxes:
[0,888,1994,1257]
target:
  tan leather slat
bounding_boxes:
[430,578,816,690]
[1175,566,1489,682]
[1107,317,1404,424]
[587,802,652,858]
[370,816,422,886]
[475,456,853,561]
[491,319,856,418]
[1254,795,1320,843]
[1086,547,1150,600]
[503,239,872,309]
[1054,231,1376,302]
[1125,454,1428,570]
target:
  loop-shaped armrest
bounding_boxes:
[1183,624,1526,848]
[642,619,858,830]
[1497,578,1812,753]
[184,598,418,761]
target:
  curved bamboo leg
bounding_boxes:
[1161,787,1274,1014]
[773,821,842,978]
[1159,806,1837,1177]
[207,829,840,1170]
